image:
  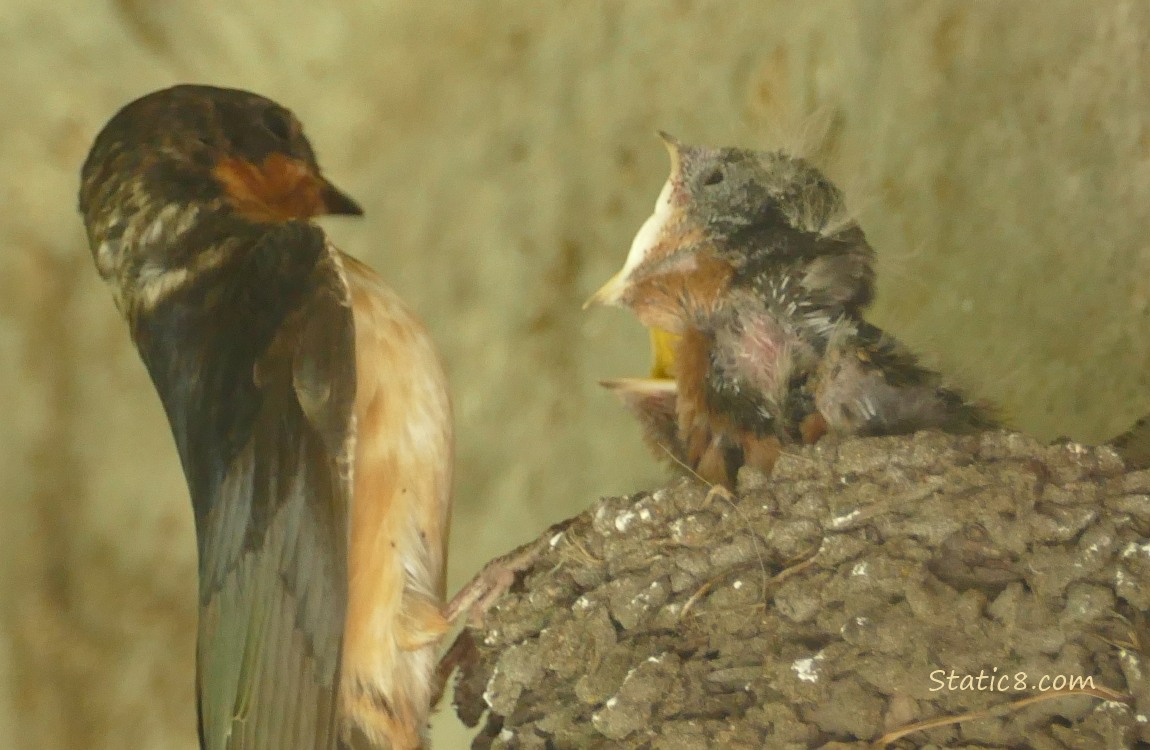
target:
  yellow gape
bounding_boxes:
[648,327,681,380]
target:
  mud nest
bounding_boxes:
[452,431,1150,749]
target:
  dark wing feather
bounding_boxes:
[132,222,355,750]
[838,322,997,434]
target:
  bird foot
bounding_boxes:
[430,628,477,710]
[700,482,737,509]
[433,518,574,707]
[444,518,573,628]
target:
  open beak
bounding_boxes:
[317,177,364,216]
[656,130,683,168]
[584,131,686,310]
[600,377,678,399]
[600,377,680,452]
[583,269,629,309]
[648,327,680,379]
[599,377,679,423]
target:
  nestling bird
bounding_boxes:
[587,134,992,487]
[80,85,453,750]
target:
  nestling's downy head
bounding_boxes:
[586,133,875,332]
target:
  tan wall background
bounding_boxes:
[2,2,1149,747]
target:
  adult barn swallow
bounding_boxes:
[79,85,452,750]
[587,135,992,487]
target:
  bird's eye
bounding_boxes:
[261,108,293,142]
[703,168,724,186]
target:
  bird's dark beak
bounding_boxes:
[318,178,364,216]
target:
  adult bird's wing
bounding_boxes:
[132,222,356,750]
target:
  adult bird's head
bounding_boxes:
[79,84,362,315]
[585,133,875,333]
